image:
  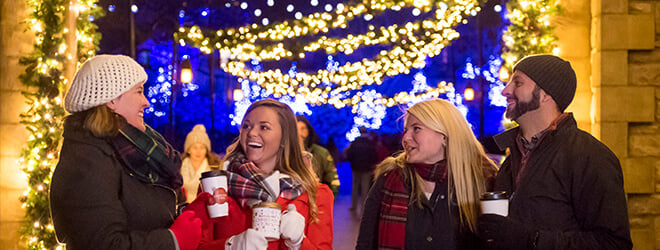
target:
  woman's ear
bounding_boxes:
[106,99,116,110]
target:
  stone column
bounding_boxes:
[592,0,658,249]
[555,0,593,131]
[0,1,32,249]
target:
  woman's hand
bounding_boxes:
[225,229,268,250]
[280,204,305,250]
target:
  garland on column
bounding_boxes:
[18,0,102,249]
[501,0,562,70]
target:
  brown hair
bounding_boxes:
[64,105,124,138]
[224,99,320,222]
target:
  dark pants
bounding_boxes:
[351,171,373,210]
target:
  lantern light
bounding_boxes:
[233,88,244,101]
[180,59,192,83]
[464,82,475,101]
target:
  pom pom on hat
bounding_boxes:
[65,54,147,113]
[513,54,577,112]
[184,124,211,154]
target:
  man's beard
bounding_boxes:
[505,86,541,120]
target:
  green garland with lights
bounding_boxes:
[18,0,102,249]
[501,0,561,70]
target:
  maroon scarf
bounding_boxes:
[225,156,304,208]
[378,160,447,249]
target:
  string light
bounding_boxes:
[177,0,481,109]
[19,0,102,249]
[501,0,560,70]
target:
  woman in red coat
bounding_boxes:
[186,99,333,249]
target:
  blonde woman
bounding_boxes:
[356,99,497,249]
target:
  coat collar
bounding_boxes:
[63,117,115,156]
[493,113,577,152]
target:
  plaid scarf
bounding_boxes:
[225,155,304,208]
[378,160,447,249]
[110,123,183,189]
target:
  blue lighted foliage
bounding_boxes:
[137,0,507,153]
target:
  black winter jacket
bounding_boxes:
[50,118,178,250]
[493,113,632,249]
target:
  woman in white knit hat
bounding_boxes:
[50,54,203,250]
[180,124,221,203]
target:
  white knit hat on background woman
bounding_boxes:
[65,54,148,113]
[184,124,212,154]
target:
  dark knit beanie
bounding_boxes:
[513,55,577,112]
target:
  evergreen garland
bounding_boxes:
[502,0,562,70]
[18,0,102,249]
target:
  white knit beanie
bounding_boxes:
[65,54,148,113]
[184,124,211,154]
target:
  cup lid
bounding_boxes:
[480,191,509,200]
[200,170,225,179]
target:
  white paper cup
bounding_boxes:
[199,170,229,218]
[480,191,509,216]
[252,202,281,241]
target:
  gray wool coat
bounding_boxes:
[50,119,179,250]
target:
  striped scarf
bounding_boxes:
[110,123,183,189]
[225,156,303,208]
[378,160,447,249]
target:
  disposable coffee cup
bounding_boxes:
[480,191,509,216]
[199,170,229,218]
[252,202,281,241]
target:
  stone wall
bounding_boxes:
[0,0,31,249]
[593,0,660,249]
[627,22,660,250]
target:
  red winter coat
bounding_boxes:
[187,184,334,250]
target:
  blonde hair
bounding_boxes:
[376,99,495,232]
[224,99,320,222]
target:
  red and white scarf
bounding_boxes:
[377,160,447,249]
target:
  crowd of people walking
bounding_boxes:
[49,53,632,250]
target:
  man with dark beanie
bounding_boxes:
[477,55,632,249]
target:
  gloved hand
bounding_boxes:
[478,214,538,249]
[225,228,268,250]
[280,204,305,250]
[182,192,214,223]
[169,210,202,250]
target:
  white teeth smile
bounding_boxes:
[247,142,263,148]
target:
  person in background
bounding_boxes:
[345,127,378,212]
[296,115,340,196]
[50,54,202,250]
[180,124,221,204]
[477,55,632,249]
[185,99,334,249]
[356,99,497,249]
[369,131,391,166]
